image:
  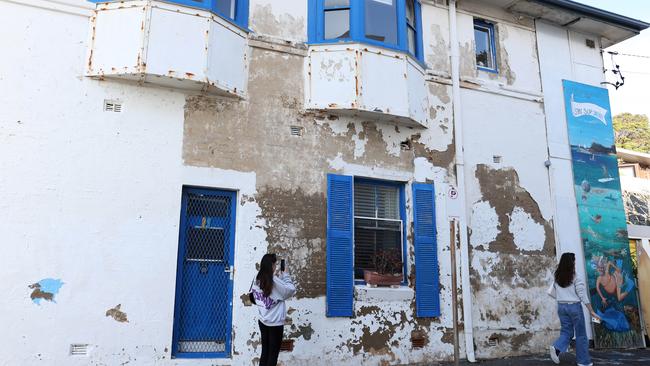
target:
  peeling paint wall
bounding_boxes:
[0,0,618,364]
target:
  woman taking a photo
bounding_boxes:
[251,253,296,366]
[548,252,600,366]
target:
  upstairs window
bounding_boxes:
[90,0,249,28]
[474,19,497,73]
[309,0,424,62]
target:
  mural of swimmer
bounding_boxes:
[563,80,644,348]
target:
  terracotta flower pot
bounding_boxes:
[364,270,402,287]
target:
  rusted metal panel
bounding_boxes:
[86,0,247,97]
[306,44,430,128]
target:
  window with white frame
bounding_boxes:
[353,180,404,280]
[474,19,497,72]
[310,0,424,62]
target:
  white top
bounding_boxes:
[547,276,590,304]
[251,272,296,327]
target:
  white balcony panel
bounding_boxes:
[207,18,249,95]
[146,7,208,81]
[306,44,430,128]
[359,50,409,117]
[87,1,248,98]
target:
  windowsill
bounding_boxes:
[355,284,414,302]
[477,66,499,74]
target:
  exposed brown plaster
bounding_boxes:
[287,323,315,341]
[28,283,54,302]
[250,4,305,41]
[495,25,516,85]
[106,304,129,323]
[411,133,456,174]
[427,24,451,74]
[473,164,554,255]
[256,187,327,299]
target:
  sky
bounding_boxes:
[575,1,650,118]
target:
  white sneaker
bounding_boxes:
[549,345,560,364]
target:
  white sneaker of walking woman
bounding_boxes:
[550,345,593,366]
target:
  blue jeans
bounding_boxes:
[553,302,591,365]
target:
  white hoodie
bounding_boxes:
[251,272,296,327]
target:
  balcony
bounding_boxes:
[305,44,430,128]
[86,1,248,98]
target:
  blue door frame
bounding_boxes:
[172,187,237,359]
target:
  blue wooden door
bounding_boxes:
[172,187,236,358]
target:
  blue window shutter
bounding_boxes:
[413,183,440,317]
[326,174,354,317]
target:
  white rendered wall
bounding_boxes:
[536,20,608,340]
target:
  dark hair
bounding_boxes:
[555,252,576,288]
[256,253,277,297]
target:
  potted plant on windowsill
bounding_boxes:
[364,249,403,287]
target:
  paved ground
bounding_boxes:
[439,348,650,365]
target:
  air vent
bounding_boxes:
[70,344,89,356]
[104,100,123,113]
[411,334,426,349]
[280,339,294,352]
[586,39,596,49]
[289,126,304,137]
[487,336,499,347]
[493,155,502,164]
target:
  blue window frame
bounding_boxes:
[353,177,408,285]
[88,0,249,29]
[474,19,498,73]
[308,0,424,62]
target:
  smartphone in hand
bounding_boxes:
[280,259,286,272]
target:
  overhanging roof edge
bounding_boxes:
[531,0,650,31]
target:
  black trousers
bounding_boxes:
[259,320,284,366]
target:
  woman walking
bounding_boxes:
[251,253,296,366]
[548,252,600,366]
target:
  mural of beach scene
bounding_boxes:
[563,80,644,349]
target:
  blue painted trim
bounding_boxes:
[309,0,425,63]
[171,188,189,358]
[474,19,498,74]
[171,186,237,359]
[88,0,250,31]
[326,174,355,317]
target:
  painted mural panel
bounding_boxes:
[563,80,644,348]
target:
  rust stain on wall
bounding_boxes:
[105,304,129,323]
[28,283,54,302]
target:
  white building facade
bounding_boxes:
[0,0,647,365]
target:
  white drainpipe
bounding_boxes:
[448,0,476,362]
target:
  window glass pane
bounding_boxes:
[620,166,636,177]
[406,0,415,26]
[365,0,398,45]
[376,185,399,219]
[474,26,493,69]
[407,27,416,55]
[325,9,350,39]
[354,183,376,217]
[324,0,349,8]
[215,0,236,19]
[354,218,402,279]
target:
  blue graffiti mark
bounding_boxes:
[30,278,64,305]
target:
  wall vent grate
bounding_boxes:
[104,100,123,113]
[70,344,89,356]
[289,126,304,137]
[280,339,294,352]
[493,155,502,164]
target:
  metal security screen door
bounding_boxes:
[172,187,236,358]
